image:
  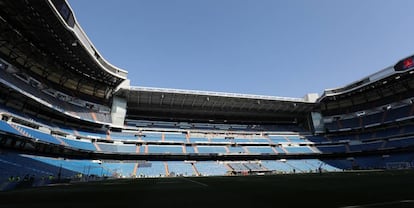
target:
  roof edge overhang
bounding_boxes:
[127,86,313,103]
[47,0,128,81]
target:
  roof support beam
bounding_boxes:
[210,99,219,111]
[160,94,164,106]
[191,95,198,108]
[136,91,140,105]
[239,101,247,111]
[201,96,209,109]
[220,100,227,110]
[180,94,187,108]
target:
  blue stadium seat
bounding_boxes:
[245,146,274,154]
[101,162,136,178]
[185,146,196,153]
[261,160,293,172]
[0,121,21,135]
[228,146,246,153]
[386,137,414,148]
[194,161,228,176]
[197,146,227,154]
[19,126,61,145]
[117,144,138,153]
[349,141,383,152]
[189,137,209,143]
[136,161,166,177]
[268,136,288,143]
[167,161,195,176]
[316,145,346,153]
[110,132,137,141]
[141,133,162,142]
[97,143,118,152]
[228,163,250,171]
[210,137,231,143]
[284,146,314,153]
[164,133,187,142]
[61,138,96,151]
[384,105,411,122]
[147,145,183,153]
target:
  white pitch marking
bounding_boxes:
[180,177,209,187]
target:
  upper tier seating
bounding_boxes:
[110,132,137,141]
[245,146,275,154]
[164,133,187,142]
[228,146,246,153]
[325,104,414,132]
[315,144,347,153]
[197,146,227,154]
[61,138,97,151]
[18,125,61,145]
[147,145,183,154]
[284,146,314,153]
[0,67,111,123]
[0,120,21,135]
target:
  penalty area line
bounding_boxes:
[179,177,209,187]
[339,199,414,208]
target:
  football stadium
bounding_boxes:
[1,0,414,207]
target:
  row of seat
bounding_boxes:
[5,117,414,156]
[325,104,414,131]
[0,69,111,123]
[0,151,340,181]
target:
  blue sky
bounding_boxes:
[69,0,414,98]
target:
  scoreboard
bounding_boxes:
[395,56,414,71]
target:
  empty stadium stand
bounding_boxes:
[1,0,414,192]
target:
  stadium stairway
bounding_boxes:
[135,145,141,153]
[224,146,230,153]
[164,162,169,176]
[242,146,249,153]
[193,146,199,153]
[185,133,190,143]
[309,146,320,153]
[182,145,186,153]
[94,143,102,151]
[279,146,288,153]
[9,124,26,137]
[90,112,97,122]
[191,163,201,176]
[132,163,139,177]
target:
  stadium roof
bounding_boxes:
[117,86,316,124]
[0,0,127,99]
[317,56,414,114]
[319,54,414,102]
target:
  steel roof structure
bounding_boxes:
[117,86,315,124]
[0,0,127,100]
[2,0,414,126]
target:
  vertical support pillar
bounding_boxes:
[111,96,127,126]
